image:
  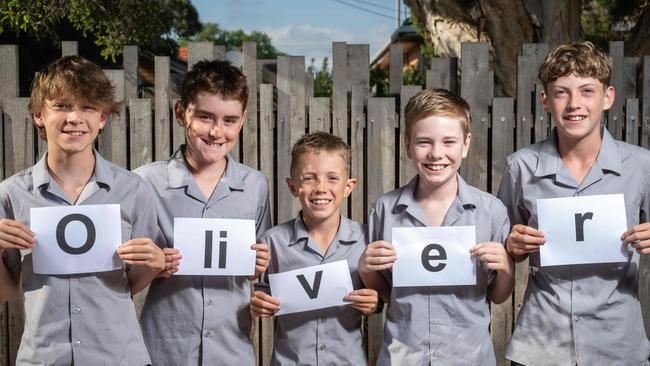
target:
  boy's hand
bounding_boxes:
[157,248,182,278]
[249,243,270,280]
[622,223,650,254]
[358,240,396,273]
[117,238,165,272]
[250,290,280,318]
[0,219,35,250]
[506,224,546,256]
[471,242,513,276]
[344,288,379,315]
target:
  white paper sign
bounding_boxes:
[174,218,256,276]
[30,204,122,275]
[268,260,354,316]
[392,226,477,287]
[537,194,628,266]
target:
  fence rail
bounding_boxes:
[0,40,648,366]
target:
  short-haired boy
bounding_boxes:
[0,55,164,364]
[498,41,650,365]
[136,59,271,365]
[249,132,378,365]
[359,89,514,365]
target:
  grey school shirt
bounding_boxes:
[260,214,367,366]
[370,174,509,366]
[0,151,155,366]
[497,128,650,365]
[136,147,271,366]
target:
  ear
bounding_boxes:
[33,112,44,128]
[237,110,247,132]
[343,177,357,197]
[174,101,187,127]
[405,135,413,160]
[98,111,109,130]
[286,177,299,198]
[603,85,615,111]
[462,132,472,159]
[540,89,549,112]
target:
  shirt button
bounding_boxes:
[431,318,439,324]
[431,351,440,357]
[575,285,582,292]
[205,331,213,338]
[319,344,326,350]
[72,307,81,314]
[574,316,580,322]
[73,340,83,347]
[206,299,213,305]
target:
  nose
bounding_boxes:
[567,93,581,110]
[209,122,223,138]
[65,108,83,124]
[429,142,444,159]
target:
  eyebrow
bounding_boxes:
[192,108,241,120]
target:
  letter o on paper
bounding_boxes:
[56,214,97,255]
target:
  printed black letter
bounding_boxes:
[56,214,96,255]
[574,212,594,242]
[297,271,323,299]
[421,243,447,272]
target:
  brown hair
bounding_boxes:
[29,56,121,139]
[539,41,613,89]
[180,59,248,110]
[404,89,471,140]
[290,132,351,177]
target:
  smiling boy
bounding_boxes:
[0,55,164,365]
[250,132,378,365]
[136,59,271,366]
[498,41,650,365]
[358,89,514,365]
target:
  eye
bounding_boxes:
[224,118,238,125]
[553,89,566,97]
[82,105,96,111]
[582,88,595,95]
[443,139,458,145]
[197,114,214,122]
[327,175,341,184]
[300,176,316,185]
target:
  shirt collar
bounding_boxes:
[167,145,246,191]
[394,174,477,222]
[535,127,622,178]
[32,149,114,189]
[288,213,360,246]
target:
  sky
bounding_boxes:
[191,0,408,67]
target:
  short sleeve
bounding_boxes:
[256,178,272,242]
[130,180,165,248]
[497,158,527,227]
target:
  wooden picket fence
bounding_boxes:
[0,40,648,366]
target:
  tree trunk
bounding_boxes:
[407,0,581,97]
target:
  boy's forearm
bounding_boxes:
[0,253,20,303]
[359,270,391,303]
[487,271,515,304]
[126,266,160,295]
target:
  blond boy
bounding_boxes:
[359,89,514,365]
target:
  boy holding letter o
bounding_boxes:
[0,56,165,364]
[250,132,379,365]
[136,60,271,365]
[358,89,514,365]
[498,41,650,364]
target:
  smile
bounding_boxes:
[62,131,86,136]
[564,115,587,122]
[310,198,332,206]
[203,139,225,148]
[422,163,448,171]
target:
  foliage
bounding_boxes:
[0,0,201,60]
[181,22,283,59]
[307,57,333,97]
[410,14,436,62]
[581,0,646,48]
[370,67,389,97]
[403,65,424,86]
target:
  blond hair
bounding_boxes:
[404,89,471,140]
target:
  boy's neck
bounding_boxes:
[415,174,458,227]
[183,148,228,200]
[557,130,602,184]
[46,148,96,203]
[302,211,341,255]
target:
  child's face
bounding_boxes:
[406,115,470,190]
[177,92,245,166]
[33,97,108,156]
[541,74,615,142]
[287,151,356,224]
